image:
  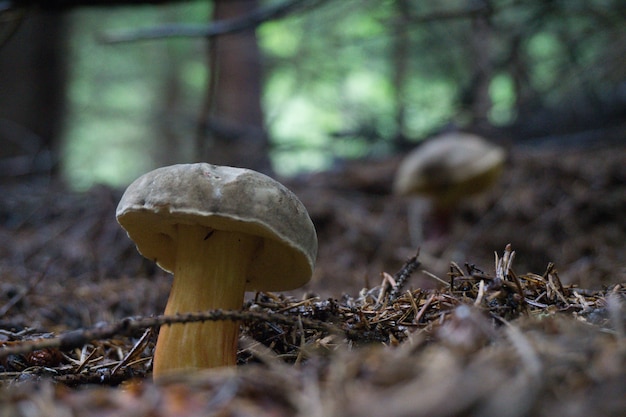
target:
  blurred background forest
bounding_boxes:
[0,0,624,189]
[0,0,625,302]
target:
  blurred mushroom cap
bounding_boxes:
[393,133,506,206]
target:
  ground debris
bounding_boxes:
[1,245,624,416]
[0,145,625,415]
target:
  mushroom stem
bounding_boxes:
[427,205,453,240]
[152,225,260,378]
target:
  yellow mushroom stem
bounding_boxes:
[152,224,260,379]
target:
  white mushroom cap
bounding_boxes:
[393,132,505,207]
[116,163,317,291]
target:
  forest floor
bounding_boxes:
[0,141,624,416]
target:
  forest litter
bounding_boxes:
[0,243,624,416]
[0,144,625,416]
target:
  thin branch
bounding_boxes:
[99,0,320,44]
[7,0,184,10]
[405,2,489,24]
[0,309,344,359]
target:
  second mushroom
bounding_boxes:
[394,132,506,245]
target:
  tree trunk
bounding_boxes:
[392,0,410,143]
[466,1,493,131]
[0,10,68,181]
[196,0,271,174]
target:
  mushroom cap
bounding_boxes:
[393,132,505,206]
[116,163,318,292]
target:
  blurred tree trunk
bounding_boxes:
[0,10,68,181]
[465,1,493,132]
[392,0,410,143]
[196,0,271,173]
[155,6,187,168]
[157,44,185,167]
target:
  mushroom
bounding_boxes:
[393,132,505,244]
[116,163,317,378]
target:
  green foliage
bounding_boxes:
[62,2,209,189]
[489,73,516,125]
[61,0,624,188]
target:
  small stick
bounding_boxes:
[508,268,529,314]
[75,346,101,374]
[474,279,486,307]
[111,328,153,376]
[543,262,568,303]
[408,290,422,319]
[0,309,345,359]
[496,245,528,313]
[376,272,397,306]
[422,270,449,287]
[388,249,421,302]
[413,293,436,324]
